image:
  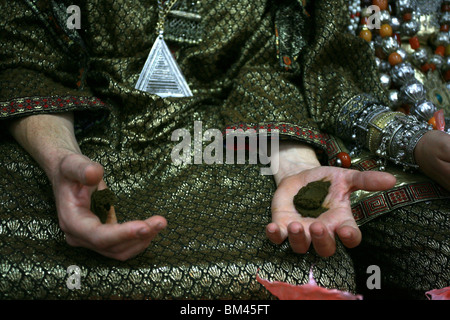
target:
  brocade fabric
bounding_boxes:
[0,0,449,299]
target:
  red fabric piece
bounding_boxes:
[426,286,450,300]
[434,109,446,132]
[256,269,363,300]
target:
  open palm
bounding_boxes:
[266,167,396,257]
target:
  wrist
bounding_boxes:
[272,141,321,185]
[7,112,82,181]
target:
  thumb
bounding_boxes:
[347,170,396,192]
[60,153,104,186]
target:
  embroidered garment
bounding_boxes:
[0,0,448,299]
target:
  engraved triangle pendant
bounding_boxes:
[135,33,193,98]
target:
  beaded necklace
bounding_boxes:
[348,0,449,131]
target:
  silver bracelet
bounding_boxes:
[375,115,432,171]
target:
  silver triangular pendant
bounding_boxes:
[135,34,193,98]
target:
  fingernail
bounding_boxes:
[138,228,150,237]
[156,222,165,230]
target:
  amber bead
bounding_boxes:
[441,24,449,32]
[359,29,372,42]
[372,0,388,11]
[409,36,420,50]
[421,63,432,73]
[428,117,437,130]
[442,3,450,12]
[436,45,446,57]
[379,24,393,38]
[337,152,351,168]
[388,52,403,66]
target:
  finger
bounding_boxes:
[266,222,287,245]
[65,215,167,261]
[60,153,104,186]
[336,220,362,249]
[348,170,396,192]
[310,222,336,257]
[287,222,310,254]
[102,216,167,245]
[70,211,166,248]
[100,216,168,260]
[135,215,168,240]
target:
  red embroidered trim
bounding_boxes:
[224,122,331,149]
[353,181,450,225]
[0,96,107,117]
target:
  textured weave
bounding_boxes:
[0,0,448,299]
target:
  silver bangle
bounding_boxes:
[377,115,432,171]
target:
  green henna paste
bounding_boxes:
[90,189,117,223]
[293,180,331,218]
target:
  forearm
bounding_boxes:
[7,112,81,182]
[272,140,321,186]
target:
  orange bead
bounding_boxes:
[359,29,372,42]
[421,63,432,73]
[409,36,420,50]
[436,45,446,57]
[372,0,388,11]
[388,52,403,66]
[379,24,393,38]
[360,16,369,25]
[428,117,437,130]
[337,152,352,168]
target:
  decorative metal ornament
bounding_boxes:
[390,62,415,86]
[135,32,193,98]
[135,0,193,98]
[411,99,438,121]
[400,81,427,104]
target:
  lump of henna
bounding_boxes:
[90,189,118,223]
[293,180,330,218]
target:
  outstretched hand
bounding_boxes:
[52,153,167,261]
[266,167,396,257]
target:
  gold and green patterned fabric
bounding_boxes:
[0,0,448,299]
